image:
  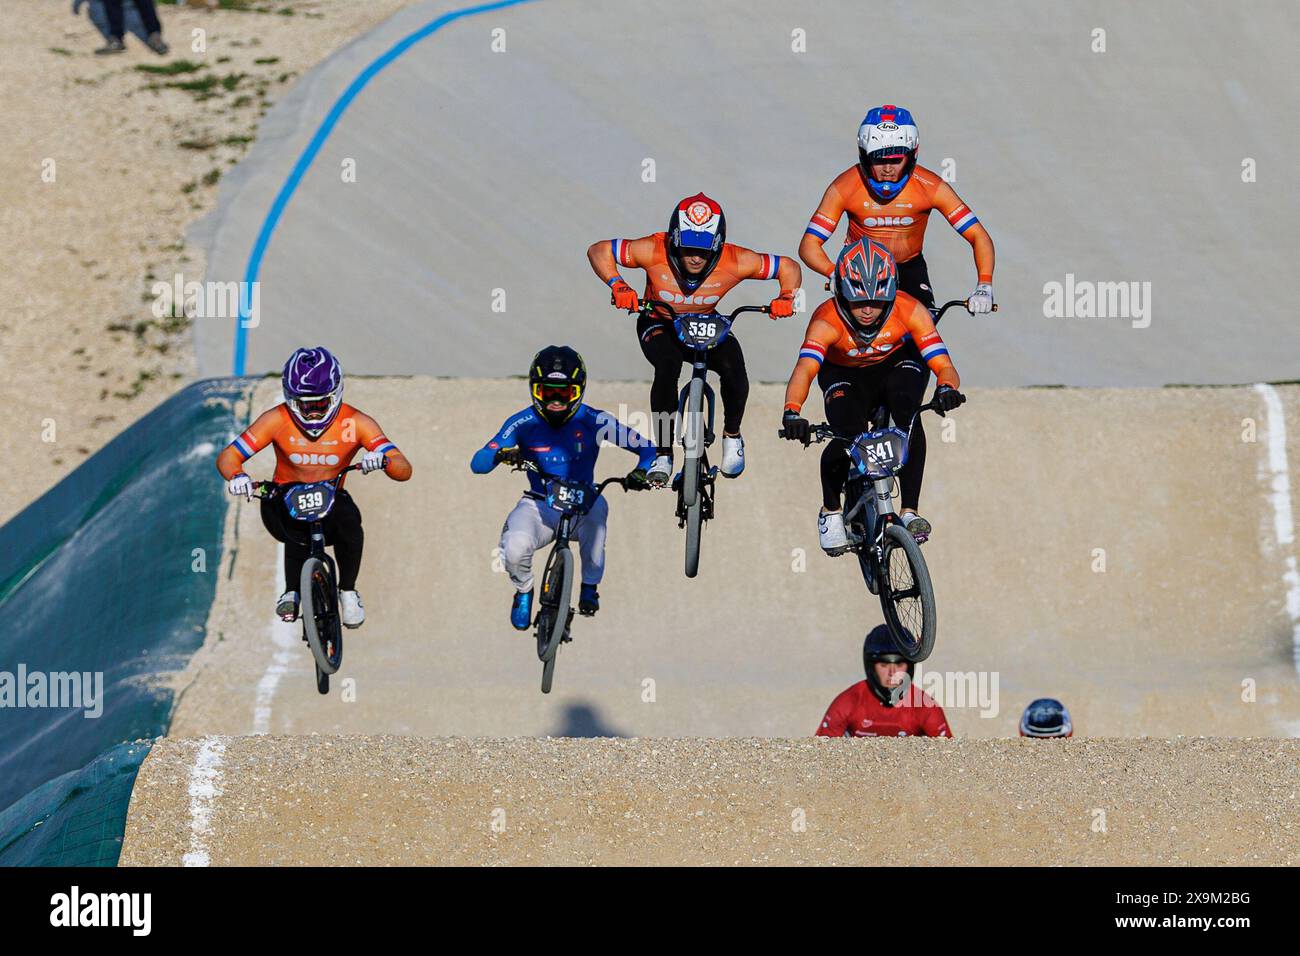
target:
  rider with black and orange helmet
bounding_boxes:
[781,239,964,554]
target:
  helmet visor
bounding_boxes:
[293,395,334,422]
[533,383,581,405]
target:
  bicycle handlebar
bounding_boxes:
[815,288,999,318]
[639,300,771,323]
[511,459,629,496]
[252,462,367,498]
[777,397,950,445]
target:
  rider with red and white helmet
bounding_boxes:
[587,193,802,484]
[216,347,412,626]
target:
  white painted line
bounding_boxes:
[1253,383,1300,677]
[181,736,227,867]
[252,542,298,734]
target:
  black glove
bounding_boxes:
[625,468,650,491]
[782,410,811,445]
[495,446,522,466]
[933,386,966,416]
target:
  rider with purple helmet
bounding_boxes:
[217,347,413,627]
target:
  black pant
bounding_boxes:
[636,313,749,453]
[105,0,163,39]
[817,359,929,512]
[893,252,937,508]
[260,488,364,592]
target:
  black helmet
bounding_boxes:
[863,625,913,706]
[529,345,586,427]
[1019,698,1073,738]
[667,193,726,292]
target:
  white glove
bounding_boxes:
[968,282,994,314]
[360,450,387,474]
[228,473,252,499]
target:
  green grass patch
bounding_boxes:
[136,59,205,76]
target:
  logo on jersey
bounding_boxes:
[863,216,914,227]
[289,453,340,466]
[659,290,720,306]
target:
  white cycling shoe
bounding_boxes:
[720,434,745,477]
[819,510,848,555]
[647,454,672,486]
[339,590,366,629]
[276,590,299,622]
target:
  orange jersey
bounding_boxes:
[786,292,959,412]
[805,164,993,281]
[218,403,403,485]
[611,233,787,317]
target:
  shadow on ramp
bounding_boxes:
[550,702,626,739]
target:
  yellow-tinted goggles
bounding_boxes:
[533,383,581,404]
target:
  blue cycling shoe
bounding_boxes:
[578,583,600,617]
[510,589,533,630]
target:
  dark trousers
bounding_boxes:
[105,0,162,39]
[636,313,749,453]
[260,488,364,592]
[817,359,929,512]
[893,252,938,508]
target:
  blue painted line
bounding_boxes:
[234,0,539,375]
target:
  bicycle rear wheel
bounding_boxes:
[300,557,343,675]
[680,376,704,508]
[878,523,936,662]
[537,546,573,663]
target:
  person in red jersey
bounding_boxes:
[816,626,951,738]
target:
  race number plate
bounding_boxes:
[547,479,592,514]
[285,481,337,521]
[675,314,728,349]
[850,428,908,478]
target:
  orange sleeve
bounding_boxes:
[799,177,848,276]
[931,181,994,283]
[588,235,657,285]
[216,407,282,480]
[784,318,835,412]
[731,245,788,285]
[350,411,412,482]
[904,302,960,390]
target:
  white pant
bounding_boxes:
[499,494,608,592]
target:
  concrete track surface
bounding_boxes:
[165,379,1300,742]
[122,0,1300,864]
[121,736,1299,866]
[120,378,1300,862]
[195,0,1300,386]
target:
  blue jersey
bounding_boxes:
[470,404,656,495]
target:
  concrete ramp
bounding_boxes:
[163,379,1300,741]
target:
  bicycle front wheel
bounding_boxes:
[684,494,702,577]
[680,376,705,508]
[300,557,343,675]
[878,523,936,662]
[537,546,573,663]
